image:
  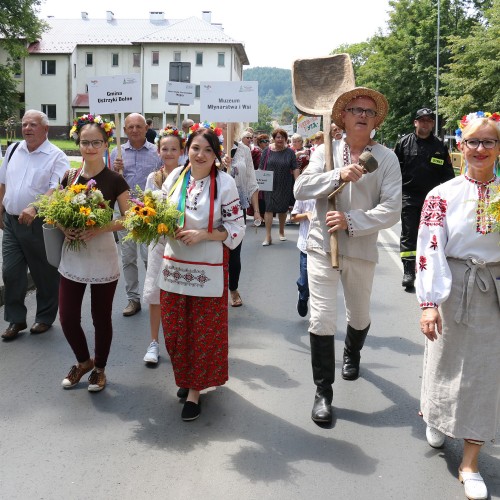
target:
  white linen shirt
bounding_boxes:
[231,143,259,209]
[0,139,69,215]
[294,140,402,263]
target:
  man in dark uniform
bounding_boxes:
[395,108,455,289]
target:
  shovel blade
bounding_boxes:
[292,53,355,116]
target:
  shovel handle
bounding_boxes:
[322,113,339,269]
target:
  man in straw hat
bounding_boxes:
[294,87,402,423]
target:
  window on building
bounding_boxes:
[217,53,225,67]
[151,84,158,99]
[86,53,93,66]
[133,53,141,67]
[196,52,203,66]
[152,51,159,66]
[41,104,56,120]
[174,51,181,62]
[112,53,119,67]
[41,60,56,75]
[169,62,191,83]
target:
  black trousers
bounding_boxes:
[2,213,60,324]
[400,204,423,261]
[228,210,246,292]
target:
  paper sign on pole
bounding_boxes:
[166,81,195,105]
[281,124,294,136]
[200,81,258,122]
[255,170,274,191]
[296,114,321,140]
[88,74,142,114]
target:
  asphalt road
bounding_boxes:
[0,220,499,500]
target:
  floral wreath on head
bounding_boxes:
[155,125,185,148]
[69,114,115,143]
[455,110,500,146]
[188,121,224,153]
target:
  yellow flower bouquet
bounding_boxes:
[486,185,500,234]
[122,187,180,246]
[36,178,114,250]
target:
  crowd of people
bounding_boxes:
[0,88,498,499]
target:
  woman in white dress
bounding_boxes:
[416,115,500,500]
[142,127,184,365]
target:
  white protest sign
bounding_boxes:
[281,124,294,136]
[296,114,321,139]
[88,74,142,114]
[255,170,274,191]
[166,81,195,105]
[200,81,258,122]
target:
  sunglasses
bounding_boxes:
[242,136,252,140]
[260,139,270,143]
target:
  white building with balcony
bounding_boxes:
[12,10,249,136]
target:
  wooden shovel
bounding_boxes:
[292,54,355,268]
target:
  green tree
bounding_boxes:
[440,1,500,128]
[280,106,294,125]
[0,0,47,120]
[332,0,486,142]
[250,103,274,134]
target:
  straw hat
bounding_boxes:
[332,87,389,130]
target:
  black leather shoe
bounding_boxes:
[1,322,28,341]
[30,322,52,334]
[177,387,189,399]
[311,394,332,423]
[402,272,415,288]
[341,353,360,380]
[181,401,201,421]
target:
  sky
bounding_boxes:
[37,0,392,70]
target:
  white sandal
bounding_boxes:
[458,469,488,500]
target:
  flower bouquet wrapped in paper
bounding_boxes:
[123,187,181,246]
[36,178,114,251]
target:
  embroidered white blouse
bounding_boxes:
[416,175,500,308]
[162,166,245,250]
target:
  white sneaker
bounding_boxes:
[143,341,159,364]
[459,469,488,500]
[426,426,445,448]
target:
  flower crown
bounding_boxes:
[155,126,185,148]
[70,114,115,143]
[455,111,500,145]
[188,121,224,152]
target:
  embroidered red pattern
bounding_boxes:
[430,235,438,250]
[420,196,447,227]
[419,255,427,271]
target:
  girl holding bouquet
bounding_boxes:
[60,115,130,392]
[416,114,500,500]
[159,124,245,421]
[142,127,184,365]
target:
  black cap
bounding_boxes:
[415,108,436,120]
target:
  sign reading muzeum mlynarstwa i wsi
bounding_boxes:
[88,74,142,114]
[200,81,258,122]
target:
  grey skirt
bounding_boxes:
[421,258,500,441]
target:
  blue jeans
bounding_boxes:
[297,251,309,302]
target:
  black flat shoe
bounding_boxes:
[177,387,189,399]
[181,401,201,421]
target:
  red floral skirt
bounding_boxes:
[160,247,229,391]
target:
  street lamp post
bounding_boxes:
[435,0,440,136]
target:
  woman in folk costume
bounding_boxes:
[158,123,245,421]
[416,112,500,500]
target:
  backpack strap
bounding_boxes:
[7,142,20,163]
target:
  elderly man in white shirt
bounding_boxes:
[0,110,69,340]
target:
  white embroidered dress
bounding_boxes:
[416,174,500,441]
